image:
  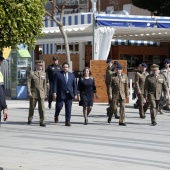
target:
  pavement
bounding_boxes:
[0,100,170,170]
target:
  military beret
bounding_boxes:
[0,56,5,61]
[164,59,170,63]
[113,61,119,65]
[53,56,59,61]
[141,63,147,68]
[35,60,43,65]
[106,59,112,63]
[117,64,123,70]
[150,64,159,70]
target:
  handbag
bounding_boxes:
[79,100,83,106]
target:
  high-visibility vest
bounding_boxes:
[0,71,4,83]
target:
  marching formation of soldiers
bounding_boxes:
[105,58,170,126]
[26,57,170,127]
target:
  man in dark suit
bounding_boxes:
[0,84,8,124]
[0,56,8,124]
[46,56,62,109]
[53,62,78,126]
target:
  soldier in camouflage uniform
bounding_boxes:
[27,60,47,127]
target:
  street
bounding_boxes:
[0,100,170,170]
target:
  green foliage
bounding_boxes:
[131,0,170,16]
[0,0,46,50]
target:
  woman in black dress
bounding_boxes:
[78,67,98,125]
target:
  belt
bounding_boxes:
[0,82,4,85]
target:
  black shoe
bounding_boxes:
[54,117,58,123]
[151,122,157,126]
[65,122,71,126]
[163,106,170,111]
[28,120,32,125]
[119,122,127,126]
[40,122,46,127]
[140,115,146,119]
[84,119,88,125]
[108,117,111,123]
[159,110,164,114]
[115,114,120,119]
[48,103,52,109]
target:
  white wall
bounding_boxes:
[124,4,151,16]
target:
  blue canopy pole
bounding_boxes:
[91,0,98,60]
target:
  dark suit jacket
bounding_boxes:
[0,85,7,111]
[52,71,77,99]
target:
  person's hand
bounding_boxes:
[95,93,99,99]
[28,93,32,97]
[126,95,129,98]
[74,95,77,100]
[109,95,112,100]
[53,94,57,101]
[46,83,50,91]
[164,95,169,100]
[77,95,80,101]
[138,91,141,94]
[143,98,146,103]
[3,108,8,121]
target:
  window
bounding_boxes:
[75,44,79,52]
[56,43,79,53]
[78,0,87,5]
[56,0,63,4]
[56,45,62,53]
[69,44,73,52]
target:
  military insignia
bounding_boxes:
[158,79,163,83]
[122,79,126,83]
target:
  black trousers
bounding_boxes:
[48,83,53,105]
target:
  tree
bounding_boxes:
[131,0,170,16]
[45,0,72,65]
[0,0,46,51]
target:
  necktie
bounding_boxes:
[64,73,68,84]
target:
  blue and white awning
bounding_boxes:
[111,39,160,46]
[128,40,160,46]
[96,14,155,28]
[111,39,126,45]
[95,14,170,29]
[156,17,170,28]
